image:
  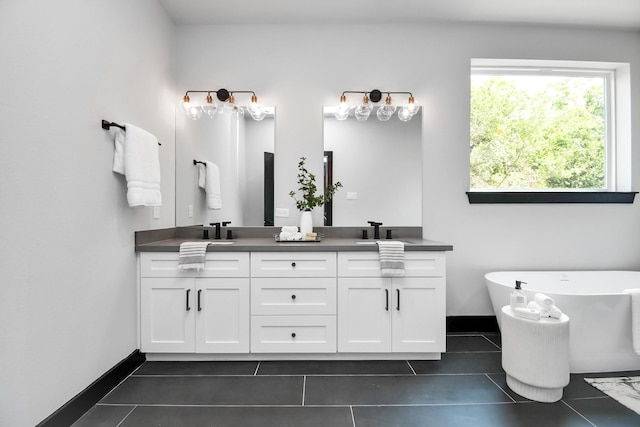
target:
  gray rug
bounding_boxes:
[585,376,640,415]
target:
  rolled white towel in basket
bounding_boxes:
[534,293,555,309]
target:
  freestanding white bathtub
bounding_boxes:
[485,271,640,373]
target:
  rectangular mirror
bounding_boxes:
[323,107,422,226]
[175,108,275,226]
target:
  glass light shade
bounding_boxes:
[202,103,218,118]
[334,106,350,120]
[187,105,203,120]
[231,105,244,119]
[354,104,372,121]
[398,107,412,122]
[249,107,266,121]
[376,107,392,121]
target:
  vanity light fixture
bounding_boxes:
[181,88,267,121]
[334,89,420,122]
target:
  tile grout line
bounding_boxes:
[407,360,417,375]
[561,400,598,427]
[350,405,356,427]
[254,361,261,376]
[480,334,502,350]
[484,373,517,403]
[115,405,137,427]
[302,375,307,406]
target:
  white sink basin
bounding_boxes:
[355,240,414,245]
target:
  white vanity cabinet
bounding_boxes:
[139,252,250,354]
[250,252,337,353]
[337,251,446,353]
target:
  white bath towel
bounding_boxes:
[528,301,563,319]
[113,124,162,207]
[178,242,211,271]
[377,241,405,277]
[198,161,222,210]
[534,293,555,309]
[624,289,640,355]
[281,226,298,234]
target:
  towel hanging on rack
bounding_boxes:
[102,120,161,145]
[112,123,162,207]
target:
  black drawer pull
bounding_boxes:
[291,294,296,300]
[186,289,191,311]
[397,289,400,311]
[291,332,296,338]
[197,289,202,311]
[385,289,389,311]
[291,262,296,268]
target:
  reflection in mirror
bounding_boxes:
[323,107,422,226]
[175,108,275,226]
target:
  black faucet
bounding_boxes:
[210,222,222,239]
[367,221,383,240]
[222,221,232,239]
[210,222,232,239]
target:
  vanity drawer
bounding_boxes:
[338,251,446,278]
[140,252,250,278]
[251,252,337,277]
[250,316,337,353]
[251,278,336,315]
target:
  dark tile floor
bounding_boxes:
[72,333,640,426]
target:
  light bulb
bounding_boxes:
[407,96,419,116]
[334,94,349,120]
[182,94,191,112]
[354,95,372,121]
[187,105,202,120]
[398,107,412,122]
[248,94,266,120]
[377,94,396,121]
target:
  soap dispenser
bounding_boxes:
[510,280,528,309]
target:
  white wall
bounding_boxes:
[0,1,175,425]
[177,23,640,316]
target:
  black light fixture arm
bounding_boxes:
[183,88,257,103]
[339,89,414,104]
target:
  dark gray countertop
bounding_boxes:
[135,226,453,252]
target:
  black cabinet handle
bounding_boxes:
[397,289,400,311]
[385,289,389,311]
[197,289,202,311]
[291,332,296,338]
[291,294,296,300]
[186,289,191,311]
[291,262,296,268]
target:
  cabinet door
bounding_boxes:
[140,278,195,353]
[195,278,250,353]
[392,277,446,353]
[337,277,391,352]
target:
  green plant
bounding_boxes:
[289,157,342,211]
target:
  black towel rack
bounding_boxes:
[193,160,207,166]
[102,120,161,145]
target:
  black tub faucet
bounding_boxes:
[367,221,383,240]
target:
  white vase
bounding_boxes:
[300,211,313,236]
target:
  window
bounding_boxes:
[468,59,634,204]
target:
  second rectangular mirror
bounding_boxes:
[323,107,422,226]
